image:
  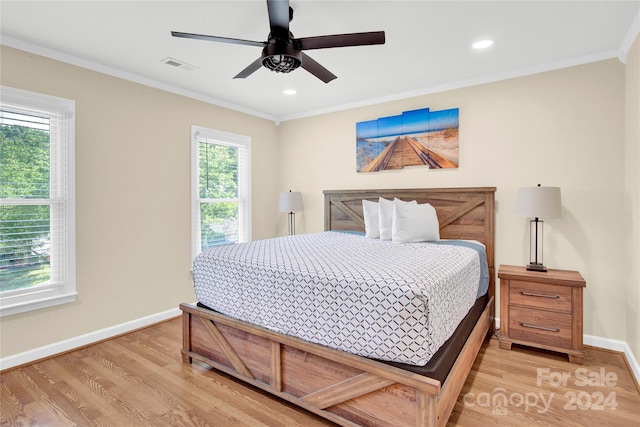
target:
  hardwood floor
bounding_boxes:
[2,318,639,426]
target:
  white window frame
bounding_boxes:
[0,86,76,317]
[191,126,251,259]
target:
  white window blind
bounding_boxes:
[0,86,76,317]
[191,126,251,258]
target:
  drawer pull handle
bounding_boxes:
[520,291,560,299]
[520,323,560,333]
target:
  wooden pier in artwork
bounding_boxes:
[362,136,457,172]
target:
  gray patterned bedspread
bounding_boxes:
[192,231,483,365]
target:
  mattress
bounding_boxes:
[192,231,487,365]
[381,293,489,383]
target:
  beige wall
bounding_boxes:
[0,46,279,358]
[624,34,640,361]
[1,41,637,367]
[277,59,628,344]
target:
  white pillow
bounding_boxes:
[379,198,416,240]
[392,200,440,243]
[362,199,380,238]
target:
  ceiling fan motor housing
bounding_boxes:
[262,42,302,73]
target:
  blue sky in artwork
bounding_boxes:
[428,108,459,131]
[356,107,458,141]
[378,115,403,138]
[402,108,430,134]
[355,120,378,140]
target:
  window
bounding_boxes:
[0,86,76,317]
[191,126,251,257]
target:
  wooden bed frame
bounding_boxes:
[181,187,496,427]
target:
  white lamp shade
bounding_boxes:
[279,191,303,213]
[516,186,563,218]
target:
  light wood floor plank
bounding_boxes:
[2,317,638,426]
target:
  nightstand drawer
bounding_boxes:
[509,280,572,312]
[509,306,572,349]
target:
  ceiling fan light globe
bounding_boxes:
[262,55,301,73]
[262,43,302,73]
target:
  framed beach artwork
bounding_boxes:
[356,107,459,172]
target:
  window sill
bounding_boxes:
[0,292,77,317]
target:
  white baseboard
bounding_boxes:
[0,307,181,371]
[3,311,639,387]
[496,317,640,385]
[584,334,640,386]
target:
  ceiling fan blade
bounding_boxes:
[233,57,264,79]
[171,31,265,48]
[297,31,385,50]
[266,0,290,38]
[300,52,337,83]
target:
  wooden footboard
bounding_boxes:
[180,296,494,427]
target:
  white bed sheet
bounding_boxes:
[192,231,482,365]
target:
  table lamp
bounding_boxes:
[515,185,563,272]
[279,190,303,235]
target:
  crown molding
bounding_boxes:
[1,33,630,125]
[276,50,619,123]
[619,10,640,64]
[0,36,277,122]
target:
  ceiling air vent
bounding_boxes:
[161,57,198,71]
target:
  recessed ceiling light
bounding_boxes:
[283,89,297,95]
[472,40,494,49]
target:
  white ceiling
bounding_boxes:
[1,1,638,122]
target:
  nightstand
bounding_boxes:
[498,265,586,364]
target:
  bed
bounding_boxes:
[180,187,496,427]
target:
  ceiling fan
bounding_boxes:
[171,0,385,83]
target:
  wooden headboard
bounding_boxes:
[323,187,496,299]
